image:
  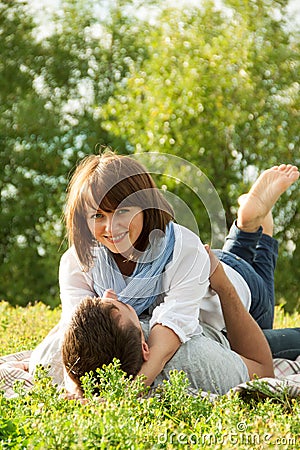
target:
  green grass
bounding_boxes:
[0,301,299,449]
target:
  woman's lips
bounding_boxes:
[105,231,128,244]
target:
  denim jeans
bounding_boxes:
[213,222,300,360]
[213,220,278,329]
[263,328,300,361]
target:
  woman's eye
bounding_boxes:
[116,208,129,215]
[91,212,103,219]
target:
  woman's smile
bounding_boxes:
[89,206,144,255]
[104,231,128,244]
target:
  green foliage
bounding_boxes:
[101,0,300,310]
[0,303,299,449]
[0,0,150,307]
[0,301,60,353]
[0,0,299,310]
[1,363,299,449]
[80,359,147,400]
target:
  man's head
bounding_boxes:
[61,296,150,390]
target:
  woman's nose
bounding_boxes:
[103,215,113,233]
[104,213,119,234]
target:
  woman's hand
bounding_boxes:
[102,289,118,301]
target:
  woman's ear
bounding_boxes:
[141,341,150,361]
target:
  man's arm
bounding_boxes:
[137,324,181,386]
[206,245,274,379]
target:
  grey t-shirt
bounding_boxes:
[141,318,249,395]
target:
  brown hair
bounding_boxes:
[65,150,174,270]
[61,296,144,392]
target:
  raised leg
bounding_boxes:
[221,164,299,329]
[237,164,299,234]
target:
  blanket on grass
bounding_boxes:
[1,351,300,401]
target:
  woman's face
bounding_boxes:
[88,206,143,256]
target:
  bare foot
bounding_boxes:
[238,194,274,236]
[237,164,299,233]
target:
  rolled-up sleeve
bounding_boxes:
[149,225,210,343]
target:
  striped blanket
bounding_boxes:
[1,351,300,400]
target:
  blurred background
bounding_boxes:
[1,0,299,311]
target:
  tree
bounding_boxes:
[101,0,300,310]
[0,0,151,306]
[1,0,299,310]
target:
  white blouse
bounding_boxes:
[59,224,251,343]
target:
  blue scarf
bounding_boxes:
[92,222,175,316]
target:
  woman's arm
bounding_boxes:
[137,324,181,386]
[139,226,210,384]
[206,245,274,379]
[149,225,211,343]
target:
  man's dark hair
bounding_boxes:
[61,296,144,390]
